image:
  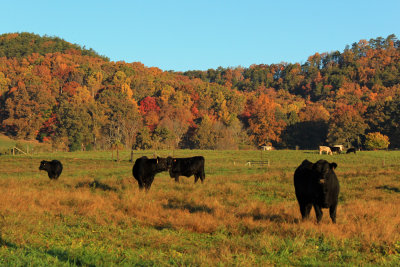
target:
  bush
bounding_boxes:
[364,132,390,150]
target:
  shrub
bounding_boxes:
[364,132,390,150]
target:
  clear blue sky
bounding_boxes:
[1,0,399,71]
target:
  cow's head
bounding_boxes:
[39,160,50,171]
[155,156,173,171]
[166,156,173,169]
[313,160,337,184]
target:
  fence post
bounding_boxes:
[130,149,134,163]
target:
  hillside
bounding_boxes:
[0,32,399,150]
[0,32,108,60]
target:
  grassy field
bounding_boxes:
[0,148,399,266]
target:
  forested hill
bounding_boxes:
[0,32,399,151]
[182,34,400,101]
[0,32,108,60]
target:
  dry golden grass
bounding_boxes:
[0,150,399,265]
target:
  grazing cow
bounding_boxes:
[319,146,332,155]
[346,148,356,154]
[333,145,344,152]
[261,145,272,151]
[132,156,172,191]
[294,159,340,223]
[329,146,342,154]
[39,160,63,180]
[169,156,205,183]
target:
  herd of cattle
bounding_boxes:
[319,145,356,155]
[132,156,206,190]
[38,152,341,223]
[38,156,206,191]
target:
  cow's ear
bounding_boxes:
[330,162,338,170]
[173,159,176,162]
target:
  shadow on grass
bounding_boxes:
[376,185,400,193]
[45,248,96,267]
[0,237,94,266]
[75,180,118,192]
[163,199,214,214]
[153,222,174,231]
[0,236,18,249]
[237,212,299,223]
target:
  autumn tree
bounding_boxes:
[2,77,55,140]
[281,103,330,149]
[327,104,368,147]
[97,88,138,149]
[247,94,286,146]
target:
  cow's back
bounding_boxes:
[51,160,63,174]
[133,157,152,178]
[171,156,204,176]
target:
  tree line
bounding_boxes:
[0,32,399,151]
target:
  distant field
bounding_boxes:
[0,150,399,266]
[0,134,50,154]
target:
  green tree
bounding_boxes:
[365,132,390,150]
[327,105,367,147]
[135,127,152,149]
[366,97,400,148]
[193,115,218,149]
[55,96,92,151]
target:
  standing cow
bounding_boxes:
[346,148,356,154]
[319,146,332,155]
[132,156,172,191]
[39,160,63,180]
[294,159,340,223]
[169,156,205,183]
[329,146,342,154]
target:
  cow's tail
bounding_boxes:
[201,157,205,182]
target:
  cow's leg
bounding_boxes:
[329,204,337,223]
[194,174,199,183]
[174,175,180,183]
[200,171,205,183]
[300,203,312,220]
[137,179,144,190]
[313,204,323,223]
[145,176,155,191]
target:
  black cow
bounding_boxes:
[39,160,63,180]
[346,148,356,154]
[294,159,340,223]
[329,146,341,154]
[169,156,205,183]
[132,156,172,191]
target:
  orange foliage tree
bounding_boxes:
[247,94,286,146]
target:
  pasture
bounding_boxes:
[0,149,399,266]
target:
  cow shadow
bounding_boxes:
[75,180,118,192]
[237,212,299,223]
[153,222,174,231]
[0,237,91,266]
[162,199,214,214]
[45,247,95,267]
[0,236,18,249]
[376,185,400,193]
